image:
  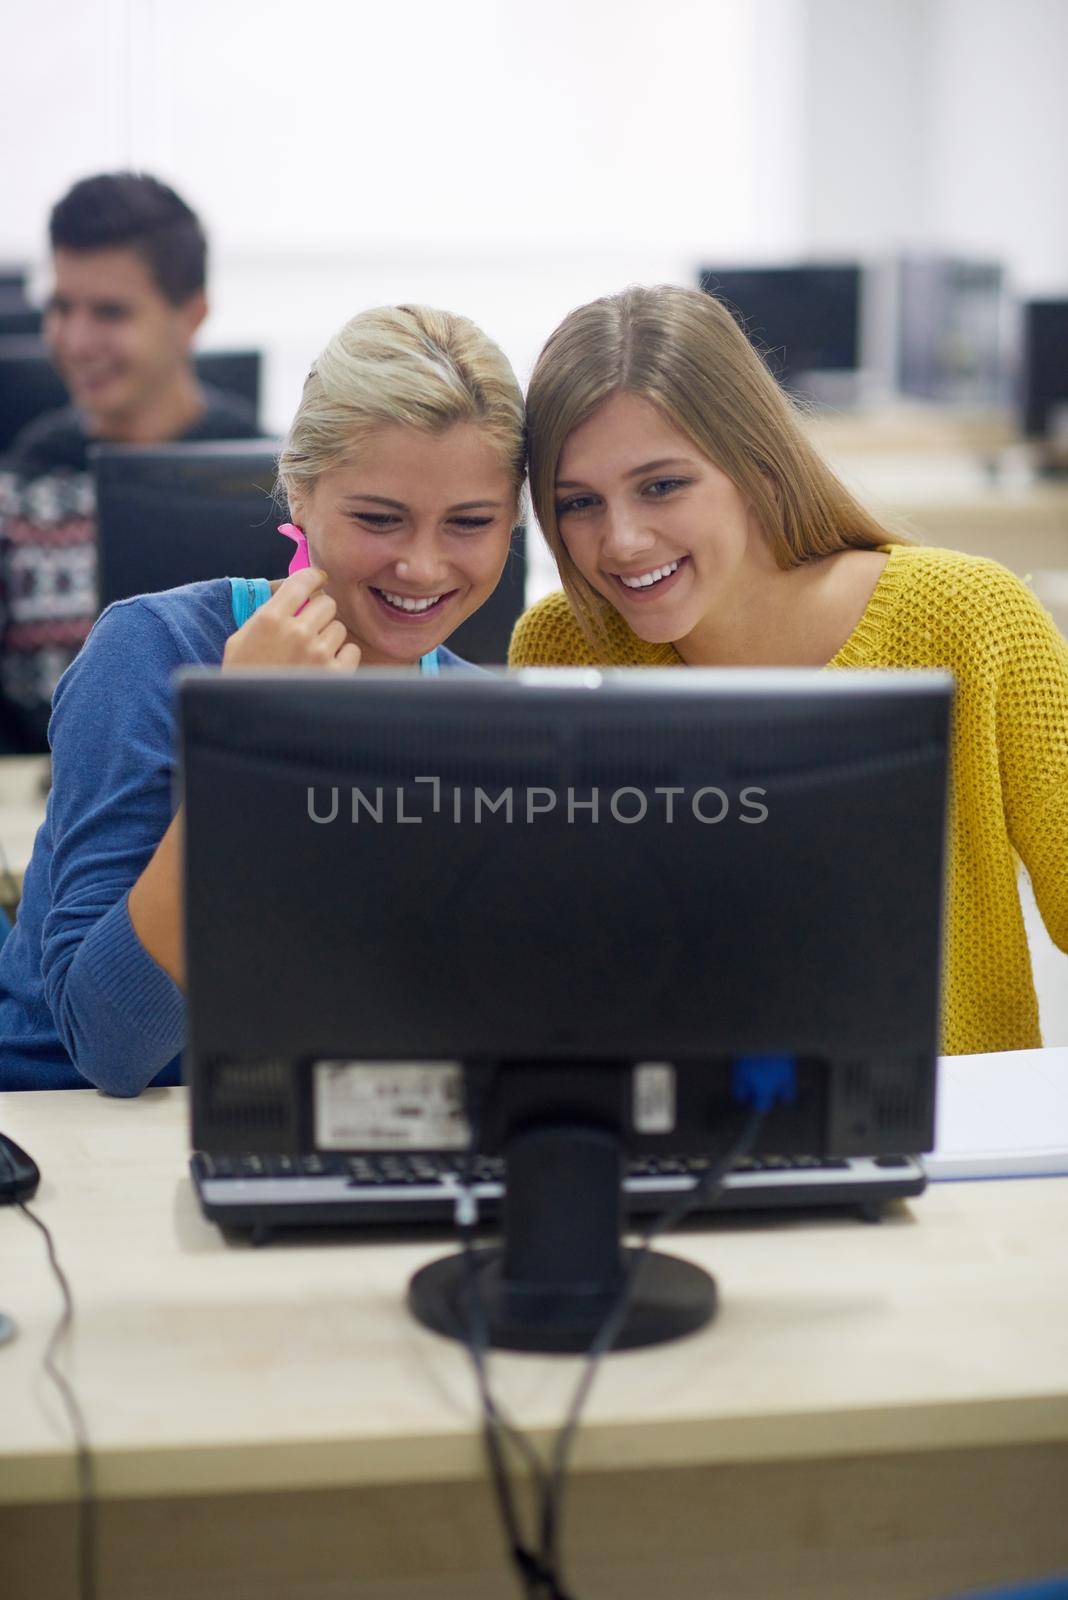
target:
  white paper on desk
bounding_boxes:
[923,1047,1068,1180]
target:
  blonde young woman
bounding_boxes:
[510,284,1068,1056]
[0,305,525,1093]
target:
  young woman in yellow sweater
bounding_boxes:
[509,285,1068,1056]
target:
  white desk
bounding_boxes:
[0,755,49,899]
[2,1058,1068,1600]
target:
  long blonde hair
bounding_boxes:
[277,304,525,511]
[526,284,908,641]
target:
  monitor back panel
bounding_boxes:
[0,345,261,456]
[698,265,861,384]
[1021,300,1068,439]
[94,440,288,606]
[181,673,950,1158]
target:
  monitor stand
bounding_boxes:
[407,1122,717,1353]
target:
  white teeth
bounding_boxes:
[618,560,680,590]
[379,590,443,613]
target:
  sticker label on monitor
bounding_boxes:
[633,1062,676,1134]
[313,1061,469,1150]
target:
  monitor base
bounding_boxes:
[408,1246,717,1353]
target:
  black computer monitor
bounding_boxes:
[93,437,526,661]
[698,264,862,390]
[0,337,65,453]
[191,349,261,414]
[0,300,42,338]
[1020,299,1068,462]
[0,343,262,456]
[897,256,1005,406]
[180,669,950,1351]
[443,523,527,665]
[93,440,289,606]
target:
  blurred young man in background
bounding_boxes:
[0,173,259,751]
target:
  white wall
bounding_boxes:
[925,0,1068,295]
[7,0,1065,413]
[0,0,807,598]
[1,0,806,414]
[802,0,936,255]
[802,0,1068,294]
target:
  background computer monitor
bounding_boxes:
[93,439,289,606]
[1020,300,1068,463]
[697,263,862,392]
[0,343,262,456]
[0,300,42,338]
[93,438,527,661]
[180,669,950,1349]
[445,523,527,665]
[897,256,1005,406]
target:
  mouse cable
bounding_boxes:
[18,1200,97,1600]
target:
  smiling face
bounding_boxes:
[554,390,769,647]
[289,422,516,666]
[44,246,205,433]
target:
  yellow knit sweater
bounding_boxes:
[509,545,1068,1055]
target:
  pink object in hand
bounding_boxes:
[278,522,312,614]
[278,522,311,574]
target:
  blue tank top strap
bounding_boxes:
[229,577,273,629]
[228,589,441,666]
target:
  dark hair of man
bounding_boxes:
[49,172,207,306]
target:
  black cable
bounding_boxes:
[537,1103,765,1588]
[458,1220,555,1598]
[456,1086,764,1600]
[18,1200,96,1600]
[453,1073,558,1597]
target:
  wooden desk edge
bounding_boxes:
[4,1391,1068,1506]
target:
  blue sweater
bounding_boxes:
[0,580,470,1093]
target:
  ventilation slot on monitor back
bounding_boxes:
[203,1059,294,1147]
[831,1056,933,1152]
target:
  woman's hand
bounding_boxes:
[222,568,361,671]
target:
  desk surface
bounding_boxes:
[0,755,49,894]
[2,1067,1068,1510]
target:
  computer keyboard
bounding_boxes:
[190,1149,926,1236]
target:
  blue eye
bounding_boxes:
[645,477,688,497]
[556,495,598,518]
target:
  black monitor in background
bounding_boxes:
[443,523,527,665]
[698,264,861,392]
[897,256,1005,406]
[92,440,525,662]
[190,349,261,415]
[180,669,951,1352]
[1020,300,1068,466]
[0,337,66,453]
[93,440,289,607]
[0,343,262,456]
[0,300,42,338]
